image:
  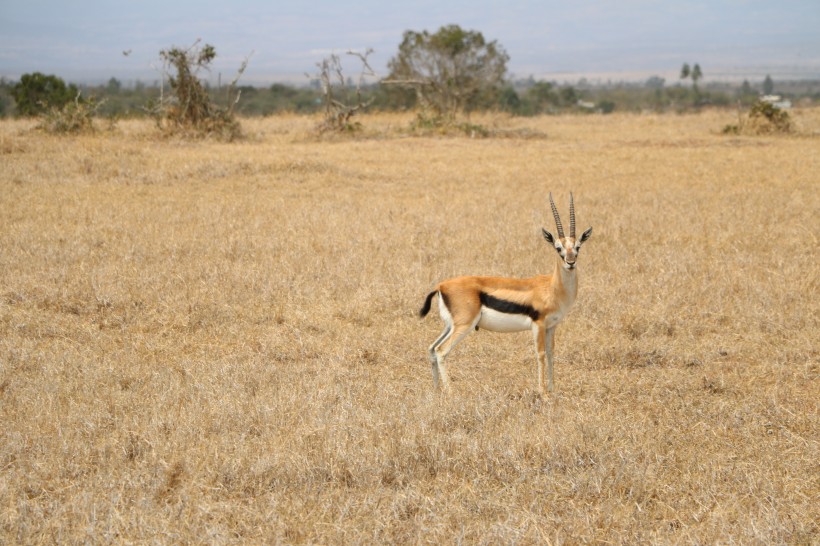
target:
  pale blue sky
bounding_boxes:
[1,0,818,85]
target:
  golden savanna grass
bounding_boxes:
[1,110,818,543]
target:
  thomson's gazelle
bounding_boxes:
[419,193,592,393]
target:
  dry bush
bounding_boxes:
[37,93,102,135]
[149,41,244,141]
[723,100,794,135]
[0,110,818,543]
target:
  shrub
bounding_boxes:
[598,100,616,114]
[37,93,101,134]
[407,113,491,138]
[723,100,793,135]
[149,41,245,141]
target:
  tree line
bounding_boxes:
[1,25,816,125]
[2,72,806,119]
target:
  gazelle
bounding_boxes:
[419,193,592,393]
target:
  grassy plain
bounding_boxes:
[1,110,818,543]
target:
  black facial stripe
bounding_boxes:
[479,292,540,321]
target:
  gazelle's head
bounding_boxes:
[542,192,592,270]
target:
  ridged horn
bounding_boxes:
[549,193,565,239]
[569,192,576,238]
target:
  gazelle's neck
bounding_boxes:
[553,259,579,302]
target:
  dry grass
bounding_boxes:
[1,110,818,544]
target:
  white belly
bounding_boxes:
[477,307,534,332]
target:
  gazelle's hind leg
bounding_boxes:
[427,289,480,392]
[428,325,451,389]
[431,322,476,391]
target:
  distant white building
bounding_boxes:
[761,95,792,109]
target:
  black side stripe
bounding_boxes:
[479,292,540,321]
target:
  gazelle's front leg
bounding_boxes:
[545,326,556,392]
[532,325,547,394]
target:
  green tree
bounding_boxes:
[645,76,665,89]
[526,81,555,113]
[762,74,774,95]
[12,72,79,116]
[385,24,509,120]
[691,63,703,90]
[737,80,757,105]
[559,86,578,107]
[106,77,122,95]
[680,62,702,90]
[0,77,13,116]
[497,85,520,112]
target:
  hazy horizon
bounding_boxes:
[1,1,819,86]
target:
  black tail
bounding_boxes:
[419,291,437,318]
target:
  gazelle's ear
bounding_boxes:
[542,228,555,244]
[579,227,593,243]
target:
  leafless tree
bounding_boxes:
[314,49,375,132]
